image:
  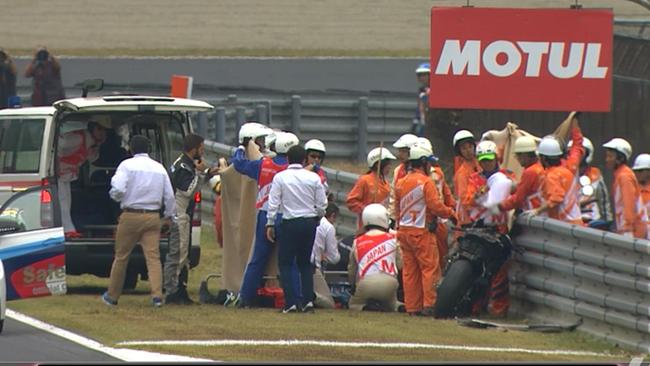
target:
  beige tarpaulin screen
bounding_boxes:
[220,141,280,292]
[481,122,540,181]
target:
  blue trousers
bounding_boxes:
[239,210,301,305]
[278,217,319,308]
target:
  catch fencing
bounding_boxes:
[201,139,650,353]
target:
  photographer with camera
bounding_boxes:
[0,48,16,109]
[24,47,65,106]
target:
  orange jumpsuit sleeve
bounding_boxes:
[462,174,481,208]
[424,180,453,219]
[543,169,565,209]
[442,180,456,208]
[346,174,368,214]
[500,168,536,211]
[455,166,472,205]
[564,125,585,175]
[618,173,639,233]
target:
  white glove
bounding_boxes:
[237,145,245,151]
[486,203,501,215]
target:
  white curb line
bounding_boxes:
[6,309,214,363]
[116,338,615,358]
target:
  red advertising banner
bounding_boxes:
[429,7,612,112]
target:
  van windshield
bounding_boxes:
[0,118,45,173]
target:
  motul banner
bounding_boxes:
[430,7,613,112]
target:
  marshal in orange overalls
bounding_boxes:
[612,164,647,239]
[347,171,391,230]
[395,169,454,314]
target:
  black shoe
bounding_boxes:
[420,306,435,317]
[281,304,297,314]
[301,301,314,313]
[165,289,195,305]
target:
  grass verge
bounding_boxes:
[7,226,635,362]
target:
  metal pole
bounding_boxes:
[256,104,268,124]
[197,111,208,138]
[235,106,246,144]
[215,107,226,144]
[291,95,301,136]
[357,97,368,162]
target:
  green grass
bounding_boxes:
[7,48,428,58]
[6,226,636,362]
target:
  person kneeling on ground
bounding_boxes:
[347,204,401,312]
[310,203,341,308]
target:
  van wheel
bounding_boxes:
[123,273,138,290]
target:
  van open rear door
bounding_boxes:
[0,185,66,300]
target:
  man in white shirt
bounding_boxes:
[266,145,328,313]
[310,203,340,309]
[102,135,176,308]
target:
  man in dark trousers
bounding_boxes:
[164,133,217,304]
[103,135,176,308]
[266,145,328,313]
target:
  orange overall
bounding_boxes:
[612,165,647,239]
[430,166,456,269]
[346,171,391,230]
[395,169,454,313]
[540,165,583,226]
[453,157,480,226]
[463,170,512,317]
[500,161,544,211]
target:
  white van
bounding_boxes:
[0,94,214,289]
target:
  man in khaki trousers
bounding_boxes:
[102,135,176,307]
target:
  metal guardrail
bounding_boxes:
[510,214,650,353]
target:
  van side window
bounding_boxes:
[168,116,185,164]
[0,118,45,173]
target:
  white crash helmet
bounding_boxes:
[415,62,431,75]
[476,140,498,161]
[417,137,433,152]
[603,138,632,161]
[408,142,433,161]
[238,122,270,144]
[568,137,594,164]
[275,132,300,154]
[304,139,326,154]
[537,136,563,157]
[453,130,475,148]
[265,130,278,148]
[513,135,538,154]
[367,147,396,168]
[362,203,390,230]
[393,133,419,149]
[633,153,650,171]
[208,175,221,193]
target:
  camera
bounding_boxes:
[36,49,49,62]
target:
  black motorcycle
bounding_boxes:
[433,224,512,319]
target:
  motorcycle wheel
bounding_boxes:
[434,259,475,319]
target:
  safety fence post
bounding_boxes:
[196,111,208,139]
[357,96,368,162]
[291,95,301,136]
[235,106,246,144]
[256,104,268,124]
[215,107,226,144]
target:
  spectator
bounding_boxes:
[348,204,401,312]
[0,49,16,109]
[266,145,328,314]
[346,147,396,230]
[164,133,218,305]
[603,138,647,239]
[25,47,65,106]
[58,116,111,238]
[412,63,430,137]
[102,135,176,308]
[310,203,341,309]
